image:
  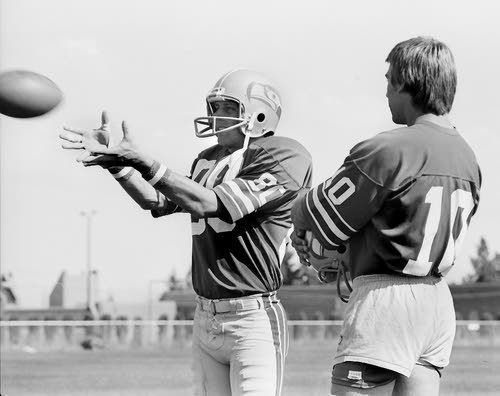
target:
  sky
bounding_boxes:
[1,0,499,308]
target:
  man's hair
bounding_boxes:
[386,36,457,115]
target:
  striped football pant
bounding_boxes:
[192,293,289,396]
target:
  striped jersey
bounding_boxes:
[293,118,481,279]
[173,136,311,299]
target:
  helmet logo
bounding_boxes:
[247,82,282,117]
[208,86,226,98]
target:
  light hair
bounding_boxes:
[386,37,457,115]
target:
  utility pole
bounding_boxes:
[80,210,97,317]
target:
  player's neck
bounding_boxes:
[404,107,425,126]
[224,143,243,153]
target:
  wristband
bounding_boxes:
[141,161,171,187]
[109,167,134,181]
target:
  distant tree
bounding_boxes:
[167,271,186,291]
[185,268,193,289]
[466,237,498,283]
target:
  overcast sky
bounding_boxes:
[1,0,499,307]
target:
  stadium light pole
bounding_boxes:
[80,210,97,317]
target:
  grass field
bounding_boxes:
[1,342,499,396]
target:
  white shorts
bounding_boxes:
[333,274,455,377]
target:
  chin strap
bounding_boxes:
[317,259,352,303]
[247,112,257,133]
[223,134,251,182]
[336,261,353,303]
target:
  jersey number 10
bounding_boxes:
[404,187,475,277]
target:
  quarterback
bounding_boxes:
[60,70,312,395]
[291,37,481,395]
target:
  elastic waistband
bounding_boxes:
[196,292,278,314]
[353,274,443,289]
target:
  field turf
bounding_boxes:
[1,343,499,395]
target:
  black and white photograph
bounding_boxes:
[1,1,499,395]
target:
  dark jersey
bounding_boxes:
[294,119,481,279]
[168,136,312,299]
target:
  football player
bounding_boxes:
[60,69,312,396]
[291,37,481,395]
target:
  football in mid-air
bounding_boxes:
[0,70,62,118]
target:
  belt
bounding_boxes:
[196,292,278,314]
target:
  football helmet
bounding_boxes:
[194,69,282,138]
[305,231,352,302]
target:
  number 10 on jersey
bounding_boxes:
[404,186,475,277]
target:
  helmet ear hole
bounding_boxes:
[257,113,266,123]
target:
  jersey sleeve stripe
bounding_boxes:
[214,184,245,221]
[233,179,263,208]
[240,179,265,205]
[310,188,350,241]
[321,182,357,233]
[305,193,339,248]
[315,187,356,237]
[225,180,257,214]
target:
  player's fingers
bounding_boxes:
[295,229,306,238]
[81,157,102,166]
[59,131,83,143]
[82,154,116,166]
[98,163,114,169]
[87,147,112,155]
[62,125,86,135]
[291,230,307,242]
[61,142,85,150]
[100,110,110,131]
[291,233,308,248]
[291,238,305,250]
[82,162,100,167]
[121,120,130,140]
[76,150,92,162]
[299,255,311,267]
[83,159,116,168]
[290,233,301,246]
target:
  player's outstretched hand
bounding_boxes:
[291,229,311,267]
[81,120,142,169]
[60,111,111,162]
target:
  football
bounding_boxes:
[0,70,62,118]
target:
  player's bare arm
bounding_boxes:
[81,120,220,218]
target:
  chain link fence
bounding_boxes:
[1,320,500,351]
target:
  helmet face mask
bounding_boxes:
[305,231,353,302]
[194,70,282,139]
[195,97,247,137]
[315,260,341,283]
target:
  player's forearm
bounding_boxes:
[131,156,219,218]
[155,171,219,217]
[109,168,161,210]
